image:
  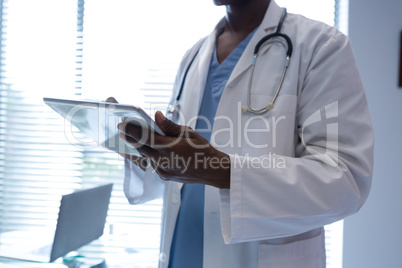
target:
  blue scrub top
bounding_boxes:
[168,29,257,268]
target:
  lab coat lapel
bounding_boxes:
[225,0,284,89]
[174,25,220,192]
[196,33,216,118]
[179,28,218,129]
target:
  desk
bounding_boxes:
[0,258,66,267]
[0,250,157,268]
[0,224,160,267]
[0,239,158,268]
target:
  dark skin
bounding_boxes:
[215,0,270,63]
[112,0,270,189]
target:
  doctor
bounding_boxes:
[116,0,374,267]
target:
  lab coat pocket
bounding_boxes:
[257,230,326,268]
[241,94,297,156]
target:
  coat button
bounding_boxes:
[172,193,179,204]
[159,252,167,263]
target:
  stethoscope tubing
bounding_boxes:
[169,8,292,117]
[175,48,202,103]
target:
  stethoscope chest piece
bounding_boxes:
[241,101,274,114]
[167,103,181,122]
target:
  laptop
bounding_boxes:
[0,183,113,263]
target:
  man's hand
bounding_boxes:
[118,111,231,189]
[105,97,148,171]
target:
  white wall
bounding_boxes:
[343,0,402,267]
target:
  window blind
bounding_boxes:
[0,0,348,267]
[0,0,80,235]
[0,1,163,266]
[335,0,349,35]
[75,0,85,96]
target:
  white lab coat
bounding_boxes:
[124,1,374,267]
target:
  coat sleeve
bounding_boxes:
[123,159,165,204]
[219,27,374,244]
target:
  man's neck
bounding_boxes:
[224,0,270,34]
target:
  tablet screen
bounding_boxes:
[43,97,164,156]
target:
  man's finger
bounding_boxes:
[155,111,186,137]
[105,97,118,103]
[119,121,184,150]
[118,121,166,147]
[119,132,143,149]
[137,145,166,171]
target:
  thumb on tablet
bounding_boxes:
[155,111,183,137]
[105,97,118,103]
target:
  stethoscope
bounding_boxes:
[167,8,292,120]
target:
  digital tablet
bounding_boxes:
[43,97,165,156]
